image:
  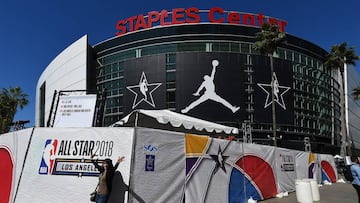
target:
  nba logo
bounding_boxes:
[39,139,58,175]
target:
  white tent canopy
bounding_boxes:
[111,109,239,135]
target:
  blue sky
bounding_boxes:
[1,0,359,127]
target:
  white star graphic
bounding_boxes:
[257,72,290,110]
[126,72,162,109]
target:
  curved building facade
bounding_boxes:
[36,9,343,154]
[36,35,91,127]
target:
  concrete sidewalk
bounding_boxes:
[261,183,357,203]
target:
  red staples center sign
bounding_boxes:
[116,7,287,36]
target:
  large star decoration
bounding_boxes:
[126,72,162,109]
[209,145,229,174]
[257,73,290,110]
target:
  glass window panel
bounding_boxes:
[230,42,240,52]
[213,42,229,52]
[286,50,293,61]
[166,64,176,70]
[111,63,119,72]
[166,91,176,102]
[240,43,250,53]
[166,83,176,89]
[167,54,176,63]
[119,62,124,71]
[278,48,285,59]
[167,102,176,109]
[112,73,119,78]
[166,72,176,82]
[104,65,111,74]
[294,52,300,63]
[301,55,307,65]
[177,42,206,52]
[112,89,119,95]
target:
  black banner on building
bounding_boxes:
[253,55,294,125]
[176,52,245,123]
[124,55,166,114]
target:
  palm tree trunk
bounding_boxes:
[270,54,277,147]
[340,71,351,155]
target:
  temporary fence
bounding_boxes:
[0,127,337,203]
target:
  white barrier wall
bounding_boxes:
[184,134,337,203]
[275,148,297,193]
[0,128,33,203]
[0,127,338,203]
[129,127,185,203]
[295,151,322,184]
[319,153,338,183]
[185,134,278,203]
[15,128,133,203]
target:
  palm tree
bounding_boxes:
[254,23,286,146]
[352,85,360,100]
[0,87,29,134]
[324,42,357,156]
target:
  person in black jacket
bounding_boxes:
[90,154,125,203]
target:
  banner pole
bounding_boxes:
[242,141,247,202]
[135,111,139,127]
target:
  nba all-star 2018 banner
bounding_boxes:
[0,128,33,203]
[15,128,133,203]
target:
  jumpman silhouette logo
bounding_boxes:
[181,60,240,113]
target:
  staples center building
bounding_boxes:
[36,7,344,153]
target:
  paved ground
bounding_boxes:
[261,183,357,203]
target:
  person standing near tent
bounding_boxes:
[90,154,125,203]
[351,156,360,203]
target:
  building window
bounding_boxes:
[213,42,230,52]
[166,91,176,108]
[278,48,285,59]
[166,72,176,89]
[136,49,141,58]
[230,42,240,53]
[206,43,212,52]
[240,43,250,54]
[178,42,206,52]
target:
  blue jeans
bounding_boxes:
[96,194,108,203]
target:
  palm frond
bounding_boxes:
[352,85,360,100]
[254,23,286,55]
[325,42,357,72]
